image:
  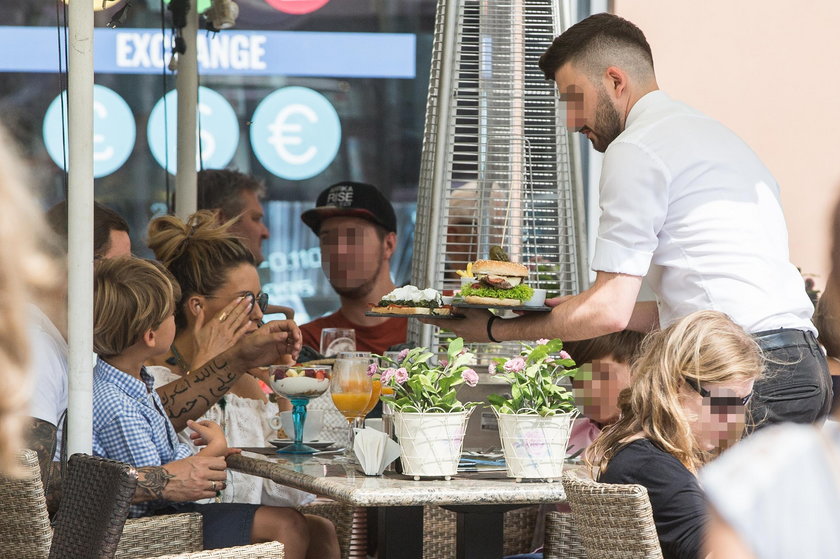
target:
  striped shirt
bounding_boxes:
[92,358,192,516]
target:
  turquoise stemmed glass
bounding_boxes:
[268,364,332,454]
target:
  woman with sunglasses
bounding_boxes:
[145,211,339,559]
[585,310,762,559]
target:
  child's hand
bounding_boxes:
[188,419,228,457]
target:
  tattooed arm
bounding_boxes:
[157,319,301,432]
[156,356,242,432]
[134,455,228,503]
[26,418,62,514]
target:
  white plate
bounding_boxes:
[268,439,335,450]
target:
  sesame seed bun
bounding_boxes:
[471,260,528,278]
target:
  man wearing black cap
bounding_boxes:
[300,182,407,354]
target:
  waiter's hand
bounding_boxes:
[419,307,494,342]
[545,295,574,307]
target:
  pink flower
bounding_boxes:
[367,363,378,377]
[439,358,449,367]
[380,368,396,384]
[488,363,497,375]
[397,348,410,361]
[394,368,409,384]
[504,357,526,372]
[461,368,479,387]
[559,350,571,360]
[536,338,550,345]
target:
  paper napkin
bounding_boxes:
[353,427,401,476]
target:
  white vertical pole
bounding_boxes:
[175,2,199,220]
[66,0,95,455]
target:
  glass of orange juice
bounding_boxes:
[331,353,375,460]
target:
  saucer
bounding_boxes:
[268,439,334,450]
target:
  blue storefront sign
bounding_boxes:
[43,84,136,177]
[251,86,342,180]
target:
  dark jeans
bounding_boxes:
[748,329,832,431]
[155,502,258,549]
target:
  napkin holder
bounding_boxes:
[353,427,401,476]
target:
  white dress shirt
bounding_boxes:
[592,90,814,333]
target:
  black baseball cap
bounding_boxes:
[301,181,397,235]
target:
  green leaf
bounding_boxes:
[450,353,473,371]
[414,352,435,364]
[447,337,464,359]
[487,394,509,407]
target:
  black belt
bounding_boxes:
[752,328,819,352]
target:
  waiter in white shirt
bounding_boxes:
[434,12,831,428]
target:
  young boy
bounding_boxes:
[92,257,338,558]
[564,330,645,451]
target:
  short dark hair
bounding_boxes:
[197,169,266,221]
[45,201,130,258]
[538,13,654,81]
[562,329,645,366]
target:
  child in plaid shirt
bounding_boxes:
[91,257,339,558]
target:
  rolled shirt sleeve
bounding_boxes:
[591,141,671,277]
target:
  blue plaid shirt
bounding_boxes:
[92,358,192,516]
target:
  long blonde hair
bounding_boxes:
[586,310,763,474]
[0,125,57,474]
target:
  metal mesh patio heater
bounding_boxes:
[409,0,587,361]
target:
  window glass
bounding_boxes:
[0,0,434,320]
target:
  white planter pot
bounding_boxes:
[496,410,577,482]
[393,409,472,480]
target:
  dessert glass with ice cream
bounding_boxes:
[268,364,332,454]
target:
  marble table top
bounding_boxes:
[227,451,572,507]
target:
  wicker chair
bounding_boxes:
[49,453,138,558]
[118,512,286,558]
[149,542,284,558]
[422,504,540,558]
[0,449,53,559]
[299,501,356,559]
[561,469,663,559]
[116,514,204,558]
[543,511,587,559]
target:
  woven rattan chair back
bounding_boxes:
[422,504,541,558]
[299,501,356,559]
[116,513,204,558]
[0,449,52,559]
[561,470,664,559]
[543,511,587,559]
[149,541,284,558]
[49,453,138,559]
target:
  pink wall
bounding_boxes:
[613,0,840,292]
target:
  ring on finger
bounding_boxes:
[218,312,229,322]
[210,480,217,491]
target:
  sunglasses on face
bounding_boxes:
[684,376,752,412]
[205,291,269,313]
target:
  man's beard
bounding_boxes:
[591,87,623,153]
[328,252,385,300]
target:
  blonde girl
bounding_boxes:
[586,310,762,559]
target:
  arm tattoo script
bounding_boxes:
[157,357,239,431]
[134,466,175,502]
[26,418,62,514]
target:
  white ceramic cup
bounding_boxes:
[524,288,547,307]
[268,410,324,441]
